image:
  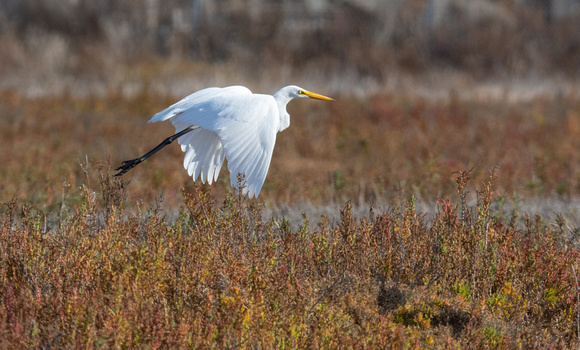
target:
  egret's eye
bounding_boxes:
[298,90,305,95]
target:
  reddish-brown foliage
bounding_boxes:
[1,90,579,208]
[0,173,578,348]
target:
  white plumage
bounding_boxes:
[116,85,333,198]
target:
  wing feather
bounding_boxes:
[148,86,279,197]
[179,128,225,183]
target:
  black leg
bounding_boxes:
[114,125,200,177]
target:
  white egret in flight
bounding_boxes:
[115,85,334,198]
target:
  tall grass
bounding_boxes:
[0,170,578,348]
[1,2,579,347]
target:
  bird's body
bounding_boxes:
[115,85,333,198]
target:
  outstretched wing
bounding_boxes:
[149,86,279,198]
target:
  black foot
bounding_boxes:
[114,158,142,177]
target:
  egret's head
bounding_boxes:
[273,85,334,133]
[275,85,334,102]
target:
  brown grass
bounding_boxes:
[1,2,580,347]
[1,89,579,209]
[0,171,578,348]
[0,87,579,347]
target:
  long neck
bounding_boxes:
[273,89,292,132]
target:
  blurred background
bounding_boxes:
[1,0,580,213]
[1,0,579,97]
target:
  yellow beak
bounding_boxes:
[302,90,334,101]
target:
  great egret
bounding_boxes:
[115,85,333,198]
